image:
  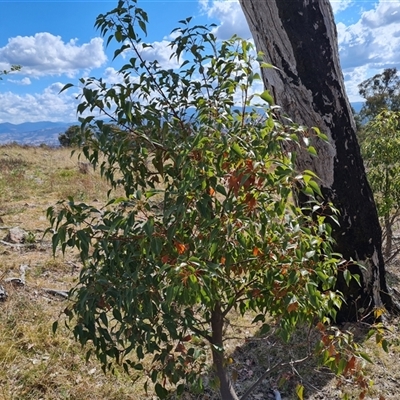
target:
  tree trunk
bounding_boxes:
[384,169,392,259]
[211,303,239,400]
[239,0,398,321]
[384,213,393,259]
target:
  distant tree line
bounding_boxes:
[58,124,123,147]
[356,67,400,259]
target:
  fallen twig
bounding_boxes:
[42,288,69,299]
[4,277,25,286]
[0,239,24,248]
[239,354,311,400]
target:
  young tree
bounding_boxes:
[358,68,400,121]
[361,110,400,259]
[239,0,399,322]
[58,125,81,147]
[48,1,367,398]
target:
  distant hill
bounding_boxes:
[0,102,365,145]
[0,121,76,146]
[351,102,364,114]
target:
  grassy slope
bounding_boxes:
[0,144,399,400]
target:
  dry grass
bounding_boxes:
[1,144,400,400]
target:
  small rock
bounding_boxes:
[5,227,28,243]
[0,284,7,301]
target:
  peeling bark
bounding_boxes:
[239,0,397,321]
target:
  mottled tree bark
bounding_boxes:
[239,0,397,321]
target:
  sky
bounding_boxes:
[0,0,399,124]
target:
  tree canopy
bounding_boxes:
[58,125,81,147]
[358,68,400,121]
[361,110,400,258]
[356,69,400,259]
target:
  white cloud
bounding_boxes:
[140,40,181,69]
[199,0,251,39]
[342,65,370,102]
[8,77,31,85]
[102,67,124,85]
[330,0,353,14]
[361,3,400,28]
[0,33,107,77]
[2,0,397,124]
[197,0,400,105]
[122,40,181,70]
[336,0,400,101]
[0,83,79,124]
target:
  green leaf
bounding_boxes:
[260,90,274,105]
[337,358,347,375]
[133,363,143,370]
[352,273,361,286]
[137,346,144,360]
[296,384,304,400]
[308,145,317,156]
[112,308,122,322]
[237,233,247,248]
[59,83,74,93]
[259,323,271,335]
[252,314,265,323]
[76,230,90,258]
[143,218,154,236]
[151,237,162,255]
[316,270,328,282]
[343,269,351,286]
[302,186,314,196]
[308,180,322,197]
[358,352,373,363]
[138,19,147,35]
[166,286,175,305]
[259,62,277,69]
[231,142,243,157]
[210,241,218,257]
[176,383,185,395]
[382,339,390,353]
[155,383,168,398]
[150,369,158,384]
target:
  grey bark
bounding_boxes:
[239,0,397,321]
[384,214,393,259]
[211,303,239,400]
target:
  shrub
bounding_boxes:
[48,1,366,398]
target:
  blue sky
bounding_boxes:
[0,0,399,124]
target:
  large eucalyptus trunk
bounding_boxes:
[239,0,397,321]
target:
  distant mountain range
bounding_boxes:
[0,102,365,146]
[0,121,75,146]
